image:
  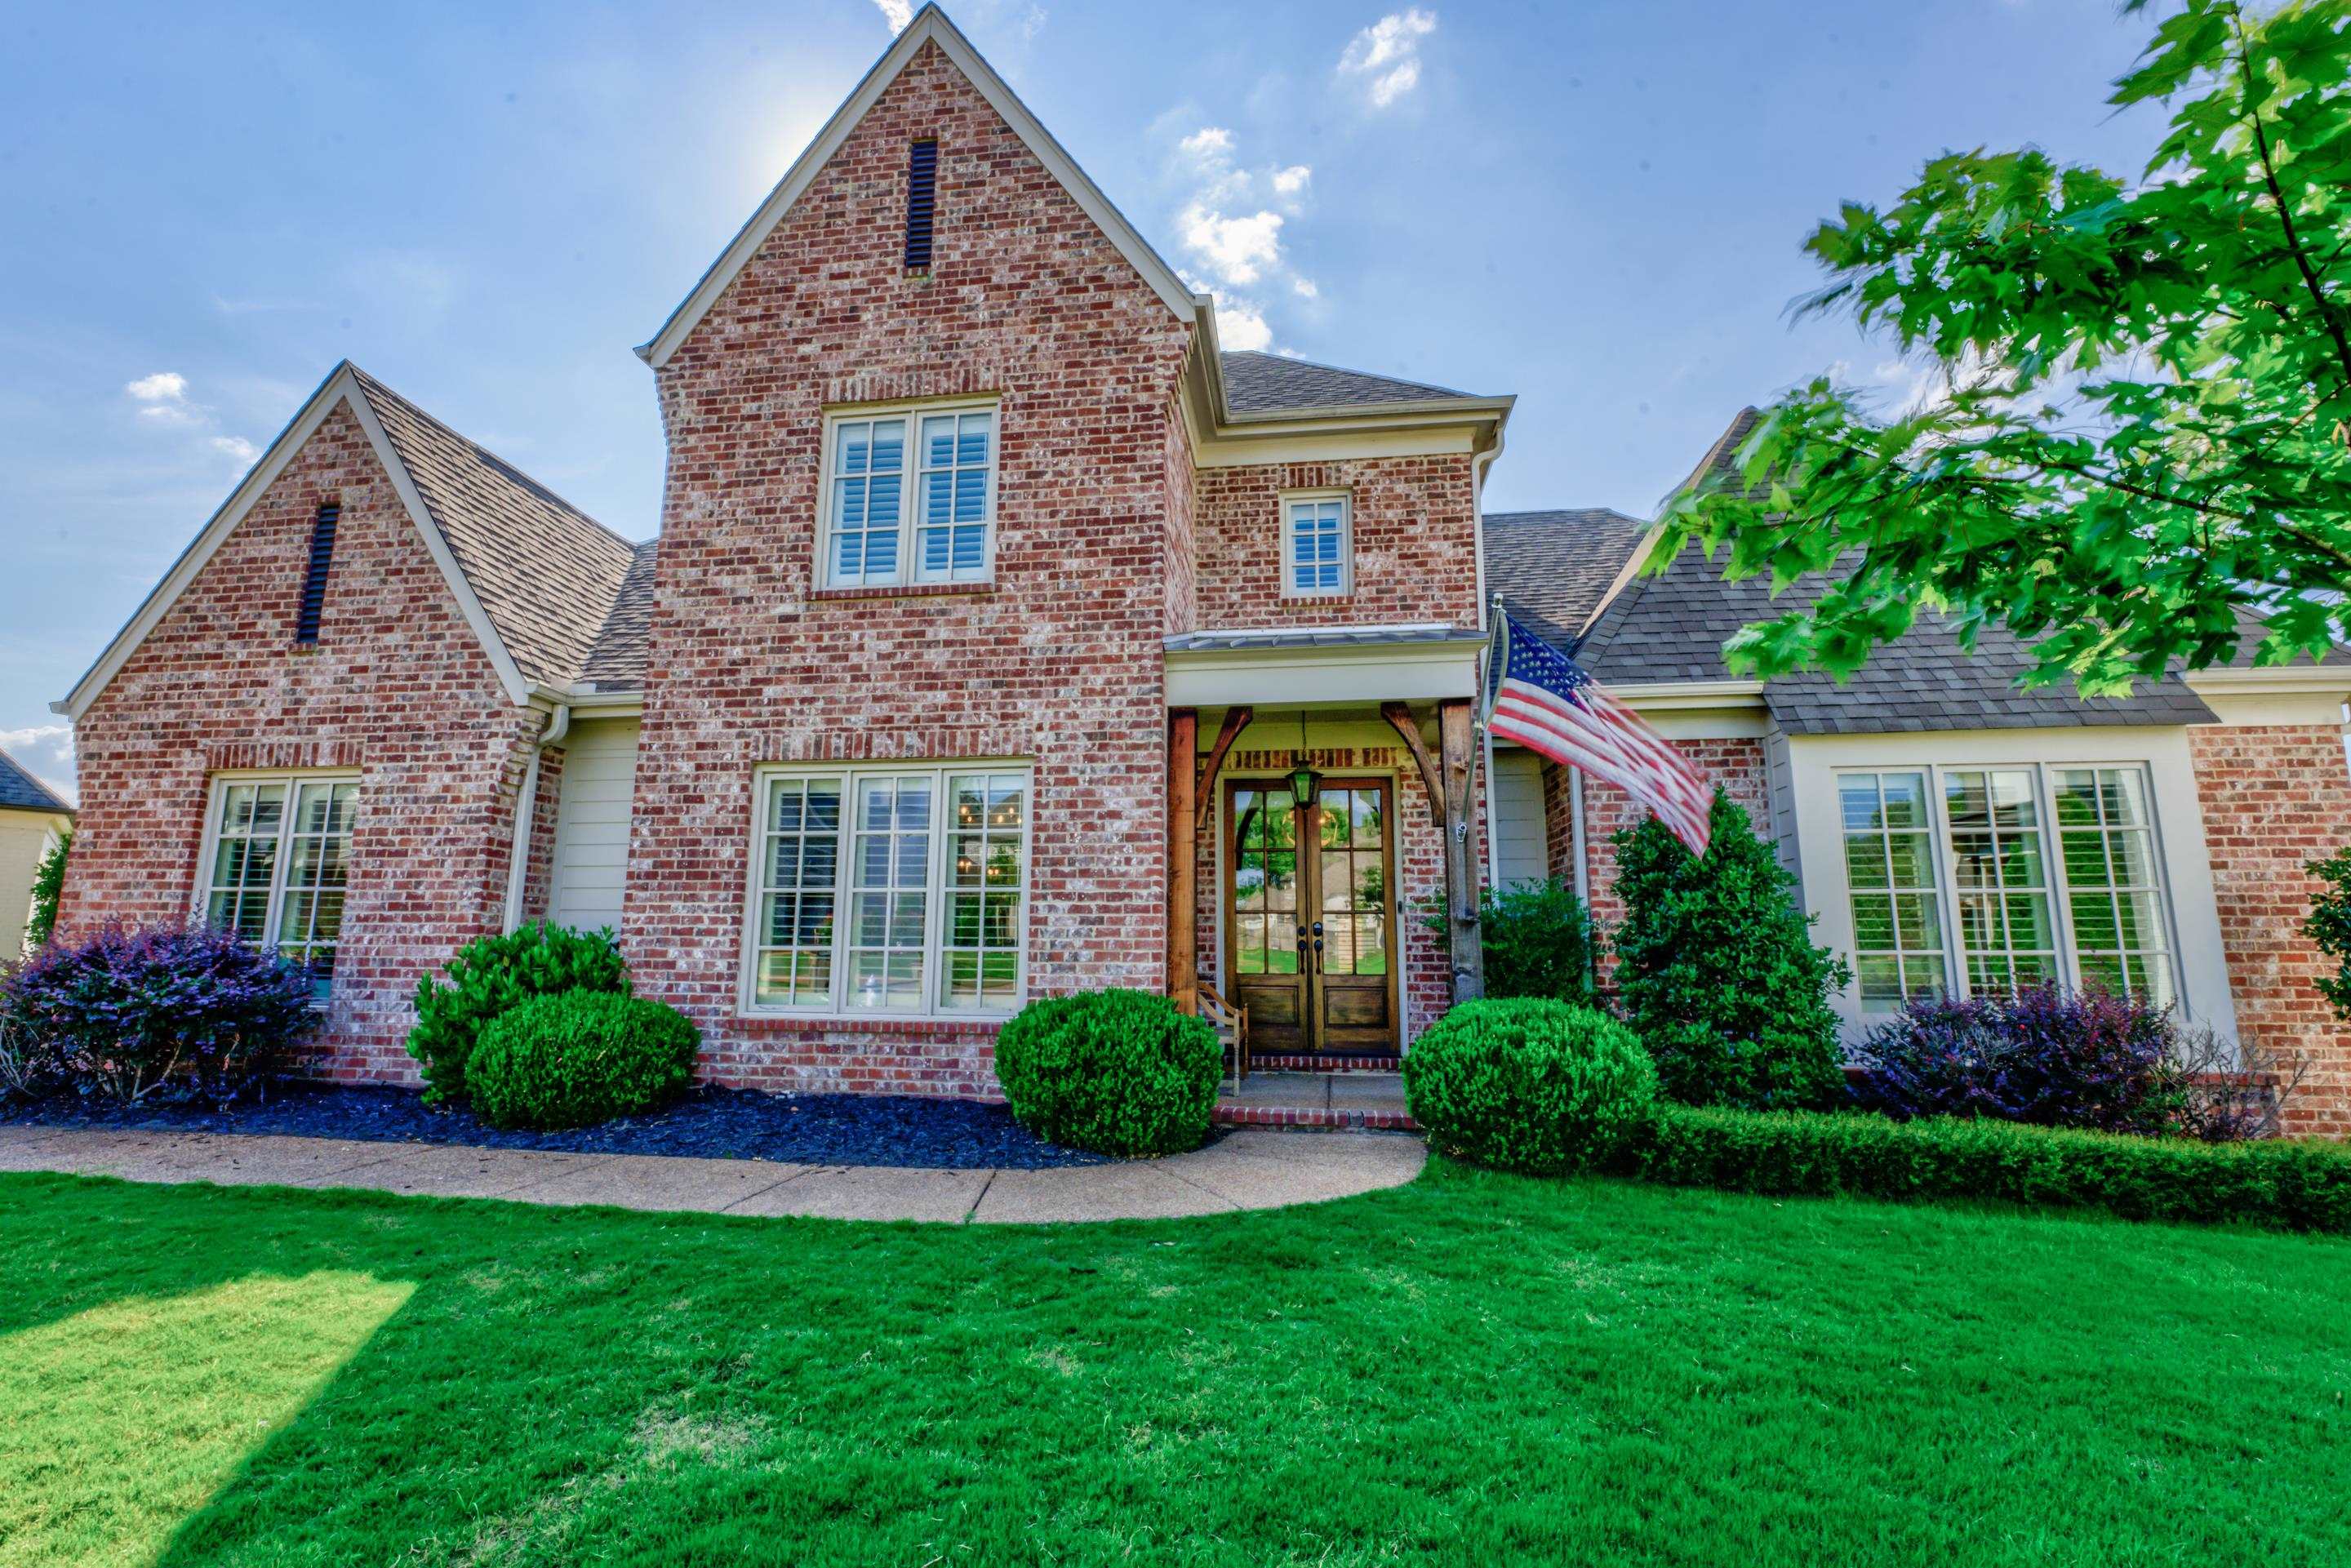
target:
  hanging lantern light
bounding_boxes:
[1287,710,1320,809]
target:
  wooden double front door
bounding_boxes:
[1223,776,1399,1055]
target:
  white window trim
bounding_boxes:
[193,769,362,1002]
[737,759,1033,1021]
[1783,728,2238,1046]
[816,397,1002,591]
[1278,488,1353,600]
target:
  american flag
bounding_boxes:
[1487,610,1713,856]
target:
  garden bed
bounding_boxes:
[0,1081,1112,1170]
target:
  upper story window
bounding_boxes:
[1836,762,2178,1014]
[1282,491,1352,597]
[821,401,998,590]
[201,771,358,1002]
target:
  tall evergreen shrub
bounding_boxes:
[1612,790,1849,1111]
[2310,846,2351,1023]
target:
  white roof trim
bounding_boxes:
[53,362,533,721]
[636,3,1202,370]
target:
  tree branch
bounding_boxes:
[2234,10,2351,398]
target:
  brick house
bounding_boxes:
[51,8,2351,1127]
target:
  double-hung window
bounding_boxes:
[1835,762,2177,1013]
[821,401,998,589]
[746,763,1030,1017]
[1282,491,1352,597]
[200,772,359,1000]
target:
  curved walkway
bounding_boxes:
[0,1124,1424,1224]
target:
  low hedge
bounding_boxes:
[465,991,699,1131]
[1614,1104,2351,1233]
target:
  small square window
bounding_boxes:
[1282,492,1351,598]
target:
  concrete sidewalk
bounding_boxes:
[0,1123,1423,1224]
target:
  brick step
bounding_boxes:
[1213,1102,1420,1132]
[1246,1054,1402,1074]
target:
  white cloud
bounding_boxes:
[1271,165,1312,196]
[1291,278,1320,299]
[1180,205,1284,287]
[1338,9,1438,109]
[126,371,187,403]
[209,435,261,464]
[0,724,77,803]
[872,0,914,32]
[1215,301,1273,353]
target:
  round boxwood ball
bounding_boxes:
[1402,998,1659,1175]
[464,990,700,1131]
[994,988,1221,1157]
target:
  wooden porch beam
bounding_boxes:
[1438,698,1486,1004]
[1193,704,1253,838]
[1167,708,1200,1015]
[1380,702,1447,833]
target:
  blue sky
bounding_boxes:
[0,0,2176,798]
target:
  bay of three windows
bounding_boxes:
[1839,762,2179,1014]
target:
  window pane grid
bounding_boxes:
[1230,788,1298,976]
[202,775,356,1002]
[1944,769,2060,997]
[1286,498,1348,595]
[751,778,842,1009]
[916,411,993,584]
[1838,771,1947,1011]
[750,766,1029,1019]
[941,773,1025,1010]
[825,405,997,590]
[2053,766,2175,1007]
[829,418,905,587]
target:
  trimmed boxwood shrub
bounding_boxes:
[409,922,629,1104]
[464,991,700,1131]
[1613,792,1850,1112]
[1403,998,1659,1175]
[1615,1103,2351,1233]
[994,989,1220,1157]
[2,924,316,1105]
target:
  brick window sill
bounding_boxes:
[807,581,994,604]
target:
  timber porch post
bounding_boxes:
[1168,708,1198,1014]
[1438,698,1485,1004]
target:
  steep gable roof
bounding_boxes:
[638,4,1202,370]
[0,748,72,816]
[351,370,637,688]
[56,362,639,720]
[1483,509,1650,649]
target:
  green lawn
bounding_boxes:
[3,1164,2349,1566]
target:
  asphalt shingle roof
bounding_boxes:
[1483,509,1652,649]
[1219,351,1474,414]
[353,369,642,690]
[0,748,72,815]
[580,540,660,691]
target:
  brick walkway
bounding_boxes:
[0,1124,1422,1224]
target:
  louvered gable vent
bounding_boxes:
[904,139,938,270]
[294,501,340,643]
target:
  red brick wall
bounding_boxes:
[2189,725,2351,1136]
[519,738,565,924]
[626,40,1193,1096]
[1568,740,1769,938]
[1193,455,1479,631]
[1164,402,1198,637]
[61,400,536,1081]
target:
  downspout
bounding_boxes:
[502,704,571,934]
[1471,438,1504,896]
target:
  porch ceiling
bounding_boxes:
[1163,624,1487,708]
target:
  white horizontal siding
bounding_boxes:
[549,718,640,935]
[1491,748,1548,889]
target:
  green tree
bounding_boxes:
[24,829,68,951]
[1613,793,1850,1111]
[1655,0,2351,694]
[2310,846,2351,1019]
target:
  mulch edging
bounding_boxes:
[0,1082,1113,1170]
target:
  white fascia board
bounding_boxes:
[1164,640,1482,708]
[55,362,531,722]
[1606,678,1769,711]
[638,5,1197,371]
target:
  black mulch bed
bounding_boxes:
[1,1082,1113,1170]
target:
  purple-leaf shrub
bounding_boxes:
[1852,983,2194,1138]
[2,925,318,1105]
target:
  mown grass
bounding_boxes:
[2,1162,2349,1566]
